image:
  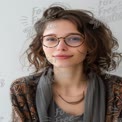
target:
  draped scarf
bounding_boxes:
[36,66,106,122]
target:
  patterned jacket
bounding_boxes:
[10,72,122,122]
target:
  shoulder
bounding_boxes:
[101,73,122,96]
[10,72,43,121]
[10,72,42,95]
[103,74,122,103]
[101,74,122,119]
[101,73,122,87]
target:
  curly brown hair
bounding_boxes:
[24,5,122,75]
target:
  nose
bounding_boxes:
[56,38,68,51]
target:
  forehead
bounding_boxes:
[43,19,80,36]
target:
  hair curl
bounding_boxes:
[24,5,122,75]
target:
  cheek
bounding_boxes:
[76,45,88,61]
[77,44,87,56]
[43,47,52,56]
[43,47,54,63]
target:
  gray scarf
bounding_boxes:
[36,66,106,122]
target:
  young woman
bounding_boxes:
[10,5,122,122]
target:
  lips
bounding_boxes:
[52,54,73,59]
[53,55,73,57]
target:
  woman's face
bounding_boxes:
[42,19,87,68]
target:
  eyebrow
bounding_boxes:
[43,32,83,37]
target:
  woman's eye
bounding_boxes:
[72,37,81,41]
[46,37,56,41]
[68,37,81,41]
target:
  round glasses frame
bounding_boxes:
[41,33,85,48]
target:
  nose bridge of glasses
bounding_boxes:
[57,36,65,41]
[56,36,68,47]
[57,37,66,43]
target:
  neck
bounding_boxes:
[53,65,87,89]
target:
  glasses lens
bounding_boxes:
[65,34,84,47]
[43,36,58,47]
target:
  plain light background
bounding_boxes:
[0,0,122,121]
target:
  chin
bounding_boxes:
[52,63,72,68]
[53,62,82,68]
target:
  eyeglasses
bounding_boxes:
[41,33,85,48]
